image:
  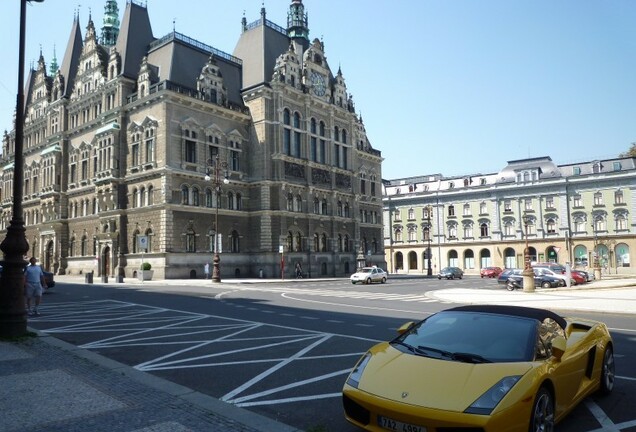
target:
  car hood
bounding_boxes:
[358,343,532,411]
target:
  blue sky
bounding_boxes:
[1,0,635,180]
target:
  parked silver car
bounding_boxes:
[437,266,464,279]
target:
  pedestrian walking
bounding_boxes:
[204,262,210,279]
[24,257,46,316]
[295,262,303,279]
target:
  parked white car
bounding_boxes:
[350,266,388,284]
[534,267,574,286]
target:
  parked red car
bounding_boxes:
[570,270,587,285]
[480,266,503,278]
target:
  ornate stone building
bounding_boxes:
[1,0,384,279]
[384,156,636,276]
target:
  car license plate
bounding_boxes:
[378,415,426,432]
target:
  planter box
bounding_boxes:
[138,270,154,281]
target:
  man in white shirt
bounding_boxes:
[24,257,46,316]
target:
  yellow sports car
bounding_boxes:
[343,305,614,432]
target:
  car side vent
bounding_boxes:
[585,346,597,379]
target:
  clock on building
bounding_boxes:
[310,71,326,96]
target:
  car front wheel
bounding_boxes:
[529,387,554,432]
[542,281,552,288]
[381,277,386,284]
[365,278,371,284]
[599,345,615,395]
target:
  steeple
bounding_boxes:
[287,0,309,45]
[101,0,120,46]
[49,45,59,75]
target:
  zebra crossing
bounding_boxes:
[217,285,444,304]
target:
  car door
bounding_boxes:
[550,335,594,415]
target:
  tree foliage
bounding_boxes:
[619,142,636,157]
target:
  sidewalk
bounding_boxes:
[0,330,301,432]
[3,275,635,432]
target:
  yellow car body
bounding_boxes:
[343,305,614,432]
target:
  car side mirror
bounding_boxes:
[397,321,415,335]
[551,336,567,360]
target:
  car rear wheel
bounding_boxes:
[529,386,554,432]
[365,278,371,284]
[351,281,356,284]
[381,277,386,284]
[599,345,615,395]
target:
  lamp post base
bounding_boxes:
[212,253,221,283]
[522,268,536,293]
[594,267,602,281]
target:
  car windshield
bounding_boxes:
[393,311,537,363]
[359,268,373,274]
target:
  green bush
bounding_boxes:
[141,262,152,271]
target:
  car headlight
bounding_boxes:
[346,353,371,389]
[464,376,521,415]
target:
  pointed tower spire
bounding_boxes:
[49,45,59,75]
[287,0,309,46]
[101,0,120,46]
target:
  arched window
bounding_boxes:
[227,192,234,210]
[616,214,627,231]
[314,233,320,252]
[147,185,154,205]
[287,231,294,251]
[236,193,242,210]
[295,194,302,212]
[206,188,214,207]
[81,235,88,256]
[320,233,327,252]
[132,230,140,253]
[192,186,200,206]
[230,230,240,253]
[70,236,76,257]
[344,235,350,252]
[574,216,585,232]
[313,197,320,214]
[145,228,153,252]
[295,232,302,252]
[293,112,301,129]
[546,218,556,234]
[287,193,294,211]
[181,185,189,205]
[448,225,457,239]
[337,234,343,252]
[480,223,489,237]
[283,109,291,125]
[186,228,196,252]
[342,129,347,144]
[132,189,138,208]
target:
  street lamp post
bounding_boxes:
[426,205,433,276]
[522,213,536,292]
[0,0,45,338]
[205,156,228,283]
[591,213,602,280]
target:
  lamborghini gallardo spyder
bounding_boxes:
[342,305,614,432]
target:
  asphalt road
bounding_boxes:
[29,276,636,432]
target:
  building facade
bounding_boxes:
[1,0,384,279]
[384,156,636,276]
